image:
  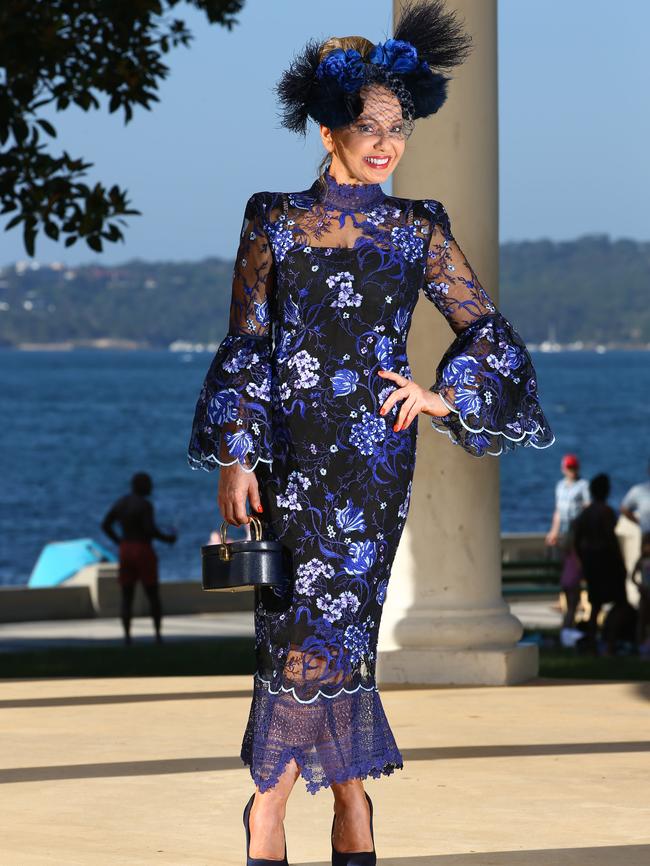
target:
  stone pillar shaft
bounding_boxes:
[377,0,538,686]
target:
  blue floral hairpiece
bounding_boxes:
[315,39,429,91]
[275,0,473,136]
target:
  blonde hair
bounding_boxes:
[318,35,375,62]
[315,36,375,195]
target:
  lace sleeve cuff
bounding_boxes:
[429,312,555,457]
[187,333,274,473]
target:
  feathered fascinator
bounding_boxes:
[274,0,473,137]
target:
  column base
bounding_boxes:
[376,641,538,686]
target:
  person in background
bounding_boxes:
[572,473,628,654]
[546,453,591,622]
[630,531,650,654]
[621,458,650,540]
[101,472,177,645]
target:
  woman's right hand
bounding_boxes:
[218,462,264,526]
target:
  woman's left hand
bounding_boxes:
[378,369,452,431]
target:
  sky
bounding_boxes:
[2,0,648,268]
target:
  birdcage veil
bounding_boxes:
[274,0,473,139]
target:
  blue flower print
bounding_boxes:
[266,218,294,263]
[332,369,360,397]
[207,388,239,425]
[454,386,483,419]
[398,479,412,520]
[224,428,254,462]
[350,411,386,456]
[316,590,361,623]
[441,354,482,389]
[223,346,261,374]
[254,298,270,329]
[339,590,361,613]
[295,557,335,596]
[286,349,320,388]
[327,271,362,308]
[335,499,367,533]
[390,224,424,263]
[343,540,377,575]
[378,385,398,418]
[376,579,388,605]
[343,618,374,665]
[277,470,311,511]
[393,307,409,338]
[245,373,271,401]
[487,351,514,377]
[374,335,394,368]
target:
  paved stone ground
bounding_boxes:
[0,611,254,652]
[0,674,648,864]
[0,599,563,653]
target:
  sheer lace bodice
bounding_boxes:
[188,169,554,472]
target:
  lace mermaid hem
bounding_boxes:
[240,673,403,795]
[241,745,404,796]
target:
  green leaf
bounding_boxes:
[23,225,36,257]
[5,213,25,230]
[44,221,60,241]
[36,119,57,138]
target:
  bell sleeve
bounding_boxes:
[420,200,555,458]
[187,192,274,473]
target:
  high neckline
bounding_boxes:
[312,169,385,210]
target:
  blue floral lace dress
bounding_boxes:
[187,169,555,795]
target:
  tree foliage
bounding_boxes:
[1,236,648,348]
[0,0,245,255]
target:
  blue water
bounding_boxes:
[1,349,648,586]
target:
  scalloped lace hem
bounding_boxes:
[241,745,404,796]
[187,451,273,474]
[254,670,378,705]
[430,391,556,456]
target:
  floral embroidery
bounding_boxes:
[188,172,554,795]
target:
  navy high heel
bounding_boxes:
[331,791,376,866]
[243,792,289,866]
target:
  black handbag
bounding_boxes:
[201,515,291,593]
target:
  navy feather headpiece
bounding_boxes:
[274,0,473,136]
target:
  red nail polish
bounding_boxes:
[257,505,263,512]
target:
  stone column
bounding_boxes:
[376,0,538,685]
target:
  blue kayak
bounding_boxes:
[28,538,118,588]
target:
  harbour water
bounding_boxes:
[1,348,647,586]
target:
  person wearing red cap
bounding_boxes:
[546,454,591,627]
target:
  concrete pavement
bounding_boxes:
[0,599,563,653]
[0,674,648,864]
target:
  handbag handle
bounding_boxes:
[217,514,264,562]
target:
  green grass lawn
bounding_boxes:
[0,637,257,679]
[0,631,648,680]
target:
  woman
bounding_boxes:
[546,453,591,628]
[188,2,555,862]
